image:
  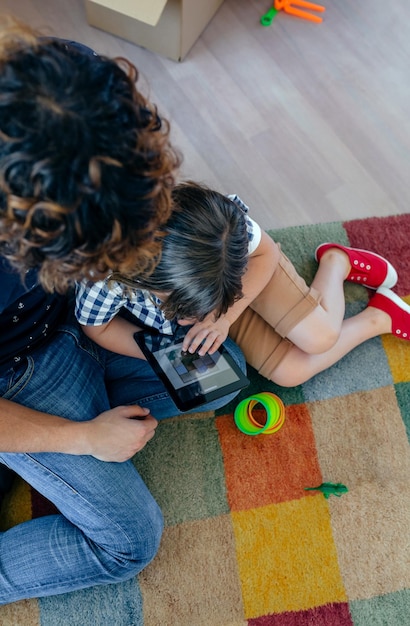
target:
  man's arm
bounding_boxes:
[0,397,157,462]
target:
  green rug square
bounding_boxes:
[133,417,229,526]
[268,222,369,302]
[269,220,370,305]
[268,220,348,283]
[349,590,410,626]
[394,382,410,443]
[39,577,143,626]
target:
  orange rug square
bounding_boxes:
[216,404,322,511]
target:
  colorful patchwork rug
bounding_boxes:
[1,214,409,625]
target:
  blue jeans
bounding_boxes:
[0,322,245,603]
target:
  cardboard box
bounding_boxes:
[85,0,225,61]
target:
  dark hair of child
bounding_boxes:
[115,182,249,322]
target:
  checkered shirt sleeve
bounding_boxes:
[75,279,174,334]
[228,194,262,254]
[75,279,125,325]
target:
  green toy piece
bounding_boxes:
[304,482,348,499]
[261,6,278,26]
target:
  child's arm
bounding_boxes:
[76,278,148,359]
[81,316,147,360]
[181,231,281,355]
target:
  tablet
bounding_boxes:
[134,330,249,411]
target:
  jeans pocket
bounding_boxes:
[0,357,34,400]
[57,323,104,367]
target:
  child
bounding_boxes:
[75,182,250,412]
[76,182,410,389]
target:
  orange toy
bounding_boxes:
[274,0,325,23]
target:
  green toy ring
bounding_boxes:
[234,392,285,435]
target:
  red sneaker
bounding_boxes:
[315,243,398,289]
[368,287,410,340]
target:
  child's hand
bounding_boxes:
[180,313,231,355]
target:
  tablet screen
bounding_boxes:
[134,331,249,411]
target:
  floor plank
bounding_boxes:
[2,0,409,228]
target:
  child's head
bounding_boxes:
[123,182,249,322]
[0,17,180,292]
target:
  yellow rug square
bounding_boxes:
[381,295,410,383]
[232,496,346,618]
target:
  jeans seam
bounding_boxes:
[127,391,171,406]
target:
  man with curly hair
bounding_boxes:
[0,18,245,603]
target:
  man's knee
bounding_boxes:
[101,501,164,582]
[126,502,164,571]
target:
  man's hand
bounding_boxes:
[84,405,158,462]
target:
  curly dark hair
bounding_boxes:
[114,182,249,321]
[0,17,181,292]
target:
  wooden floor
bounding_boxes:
[2,0,410,229]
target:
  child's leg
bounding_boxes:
[230,295,394,388]
[287,245,397,354]
[229,244,403,388]
[285,247,350,354]
[241,247,345,358]
[229,248,322,376]
[272,305,391,387]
